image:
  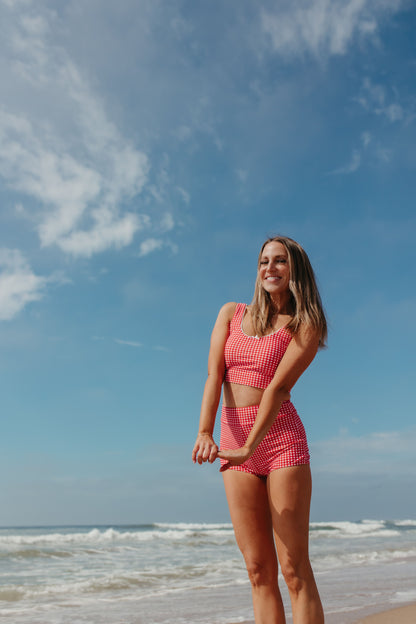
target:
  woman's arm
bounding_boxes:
[192,302,236,465]
[217,324,320,465]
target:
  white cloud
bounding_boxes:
[328,130,374,174]
[261,0,403,60]
[58,212,149,258]
[383,103,404,122]
[0,248,47,320]
[356,78,407,122]
[330,148,361,175]
[374,145,392,163]
[114,339,143,348]
[361,131,371,147]
[138,238,165,257]
[137,237,178,257]
[0,1,150,258]
[311,427,416,475]
[160,212,175,232]
[175,187,190,205]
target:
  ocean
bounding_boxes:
[0,520,415,624]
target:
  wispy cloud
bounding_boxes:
[0,2,151,258]
[114,339,143,348]
[311,427,416,475]
[261,0,403,60]
[0,248,47,320]
[159,212,175,232]
[355,77,407,122]
[138,238,165,257]
[329,74,414,176]
[331,148,362,175]
[137,237,178,257]
[108,338,170,351]
[328,131,371,174]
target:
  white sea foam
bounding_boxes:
[310,519,401,538]
[154,522,233,530]
[314,546,416,572]
[394,519,416,526]
[0,526,234,547]
[391,589,416,603]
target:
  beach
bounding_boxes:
[0,520,415,623]
[354,604,416,623]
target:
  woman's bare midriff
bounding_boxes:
[223,381,264,408]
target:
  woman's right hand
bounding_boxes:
[192,433,218,465]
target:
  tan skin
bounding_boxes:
[192,242,325,624]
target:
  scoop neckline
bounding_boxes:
[240,304,289,339]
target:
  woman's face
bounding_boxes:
[258,241,290,297]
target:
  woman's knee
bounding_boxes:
[244,556,278,589]
[280,557,313,595]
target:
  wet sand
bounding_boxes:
[353,603,416,624]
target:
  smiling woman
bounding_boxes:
[259,241,290,295]
[192,235,328,624]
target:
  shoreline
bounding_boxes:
[353,603,416,624]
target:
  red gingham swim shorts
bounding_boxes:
[219,403,310,476]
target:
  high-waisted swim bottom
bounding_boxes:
[219,403,310,476]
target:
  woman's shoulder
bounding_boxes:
[217,301,243,322]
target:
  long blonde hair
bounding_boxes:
[250,236,327,347]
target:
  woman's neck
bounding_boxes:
[270,292,291,315]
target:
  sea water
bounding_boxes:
[0,520,415,624]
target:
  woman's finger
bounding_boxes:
[208,445,218,463]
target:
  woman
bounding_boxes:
[192,235,327,624]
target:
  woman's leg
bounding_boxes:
[222,469,286,624]
[267,465,324,624]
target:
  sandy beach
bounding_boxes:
[354,603,416,623]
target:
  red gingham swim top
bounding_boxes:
[224,303,292,389]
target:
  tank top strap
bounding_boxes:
[230,303,246,332]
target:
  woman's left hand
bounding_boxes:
[217,446,252,466]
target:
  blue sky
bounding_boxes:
[0,0,415,525]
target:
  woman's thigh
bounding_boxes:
[267,465,312,566]
[222,470,277,566]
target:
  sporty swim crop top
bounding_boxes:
[224,303,292,389]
